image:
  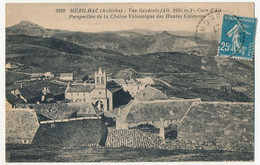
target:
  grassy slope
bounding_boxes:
[6,31,254,102]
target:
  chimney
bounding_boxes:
[117,108,121,116]
[41,95,45,101]
[20,84,23,88]
[37,101,40,104]
[159,118,165,140]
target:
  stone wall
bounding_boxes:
[178,102,254,151]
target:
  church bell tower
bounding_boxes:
[95,67,107,88]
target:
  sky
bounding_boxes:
[6,3,255,32]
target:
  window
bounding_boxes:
[71,93,73,97]
[77,93,79,96]
[99,92,101,94]
[83,93,85,96]
[83,98,86,102]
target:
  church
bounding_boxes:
[65,68,123,112]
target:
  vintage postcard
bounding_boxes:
[5,2,256,162]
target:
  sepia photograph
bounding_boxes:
[4,2,257,163]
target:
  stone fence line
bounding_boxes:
[40,116,101,124]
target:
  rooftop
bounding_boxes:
[118,99,201,124]
[135,86,168,101]
[16,102,102,120]
[6,92,24,105]
[60,73,73,76]
[66,84,95,93]
[6,108,40,144]
[66,81,122,93]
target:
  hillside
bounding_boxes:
[6,21,254,102]
[6,20,213,56]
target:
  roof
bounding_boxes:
[112,79,126,85]
[128,78,137,84]
[60,73,73,77]
[31,73,43,77]
[16,103,78,120]
[135,86,168,101]
[178,102,254,151]
[118,99,201,123]
[136,77,155,85]
[66,84,95,93]
[6,108,40,144]
[16,102,103,120]
[68,102,103,117]
[16,80,66,100]
[6,92,24,105]
[5,100,13,110]
[66,81,122,93]
[5,62,20,68]
[106,81,123,93]
[32,119,107,146]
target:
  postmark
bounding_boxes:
[218,14,257,60]
[196,10,234,56]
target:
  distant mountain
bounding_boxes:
[6,20,214,55]
[6,21,50,36]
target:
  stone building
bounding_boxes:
[65,68,124,112]
[9,80,66,104]
[60,73,73,81]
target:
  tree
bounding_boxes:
[82,75,89,82]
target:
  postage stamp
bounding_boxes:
[218,14,257,60]
[196,10,234,56]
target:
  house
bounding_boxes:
[65,68,126,112]
[136,77,155,85]
[123,79,146,96]
[112,78,146,96]
[60,73,73,81]
[5,62,24,70]
[10,81,66,103]
[43,72,54,79]
[6,108,40,144]
[135,86,168,101]
[31,73,44,80]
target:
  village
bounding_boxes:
[5,64,254,152]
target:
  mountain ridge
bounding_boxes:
[7,20,214,55]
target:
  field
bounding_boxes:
[6,144,254,162]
